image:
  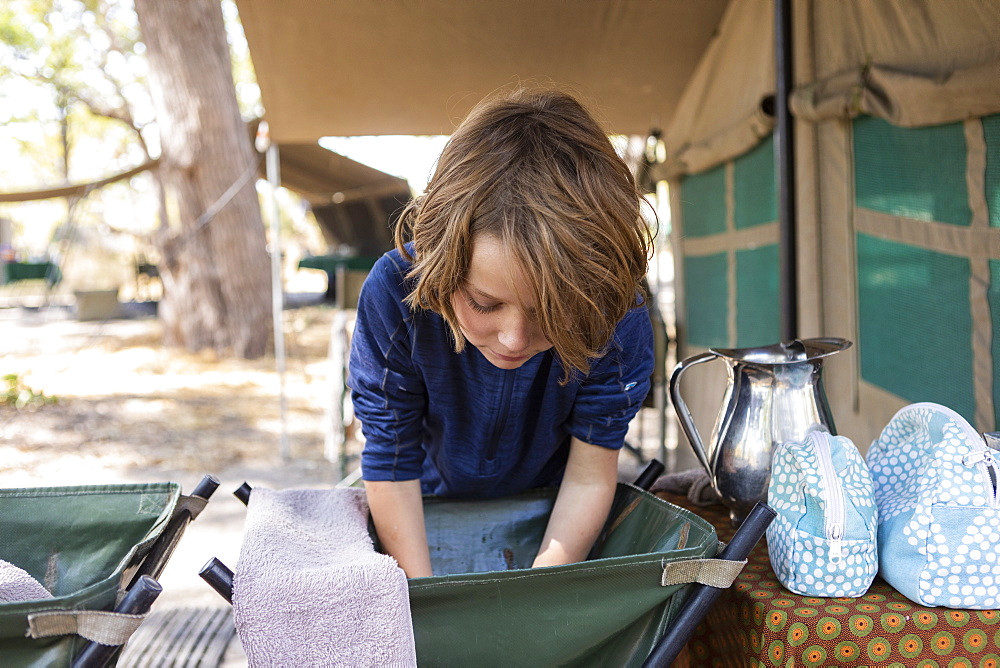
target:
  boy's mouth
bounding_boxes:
[491,350,527,363]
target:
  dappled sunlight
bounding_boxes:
[0,444,148,488]
[0,305,342,486]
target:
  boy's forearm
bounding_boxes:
[532,438,619,568]
[365,479,433,578]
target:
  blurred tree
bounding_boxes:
[1,0,271,358]
[0,0,157,256]
[132,0,271,357]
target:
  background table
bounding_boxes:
[656,492,1000,668]
[297,254,377,301]
[3,261,60,285]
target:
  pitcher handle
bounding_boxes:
[669,351,719,479]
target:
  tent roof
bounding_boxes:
[247,119,409,205]
[234,0,731,142]
[266,142,410,206]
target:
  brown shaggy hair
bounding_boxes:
[394,87,653,381]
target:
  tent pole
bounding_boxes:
[266,141,290,461]
[775,0,798,341]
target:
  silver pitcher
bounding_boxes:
[670,338,851,525]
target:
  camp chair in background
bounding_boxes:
[324,262,374,479]
[0,475,219,668]
[625,300,672,467]
[200,463,772,666]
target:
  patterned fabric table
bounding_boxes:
[656,492,1000,667]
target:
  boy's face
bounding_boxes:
[451,234,552,370]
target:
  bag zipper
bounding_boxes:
[962,450,999,505]
[811,430,846,562]
[895,402,1000,507]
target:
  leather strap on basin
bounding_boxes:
[27,610,145,646]
[661,558,747,588]
[174,493,209,520]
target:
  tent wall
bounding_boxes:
[819,112,1000,442]
[666,0,1000,450]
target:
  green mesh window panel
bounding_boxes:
[733,135,776,230]
[735,244,780,347]
[854,116,970,226]
[857,233,974,418]
[680,165,726,238]
[684,253,728,348]
[985,114,1000,228]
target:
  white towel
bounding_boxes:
[233,487,417,667]
[0,559,52,603]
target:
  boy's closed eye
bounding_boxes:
[466,293,499,314]
[465,285,540,319]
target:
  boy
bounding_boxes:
[349,88,654,577]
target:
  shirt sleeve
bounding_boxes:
[348,254,428,481]
[565,304,655,449]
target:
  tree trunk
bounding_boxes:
[133,0,271,358]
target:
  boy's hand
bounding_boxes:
[532,437,619,568]
[366,479,433,578]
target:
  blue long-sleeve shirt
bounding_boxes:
[348,248,654,498]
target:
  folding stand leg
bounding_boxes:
[71,576,162,668]
[72,475,220,668]
[641,502,775,667]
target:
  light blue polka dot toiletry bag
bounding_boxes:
[867,402,1000,609]
[767,429,879,597]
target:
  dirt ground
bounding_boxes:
[0,300,350,611]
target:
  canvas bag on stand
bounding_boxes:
[767,430,878,597]
[867,402,1000,609]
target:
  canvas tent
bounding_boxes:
[233,0,731,139]
[662,0,1000,448]
[234,0,1000,450]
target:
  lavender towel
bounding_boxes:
[233,487,417,667]
[0,559,52,603]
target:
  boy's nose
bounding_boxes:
[497,316,532,354]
